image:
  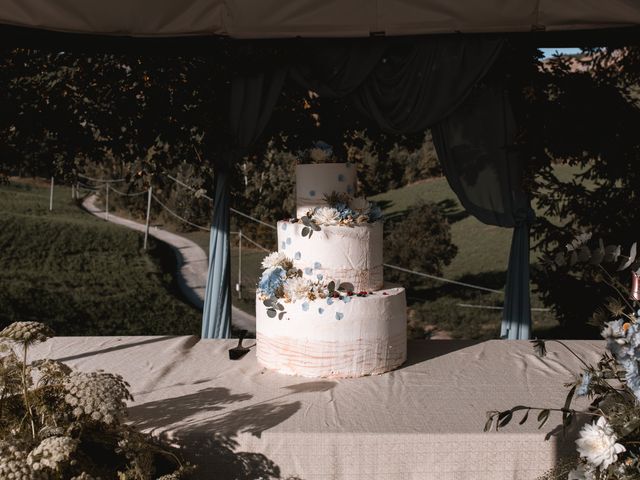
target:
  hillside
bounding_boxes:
[0,180,202,336]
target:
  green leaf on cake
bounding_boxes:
[266,308,277,318]
[275,302,285,311]
[301,226,310,237]
[278,312,286,320]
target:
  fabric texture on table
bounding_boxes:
[29,337,602,479]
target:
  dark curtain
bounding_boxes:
[202,69,286,339]
[432,85,533,339]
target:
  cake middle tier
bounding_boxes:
[277,220,383,292]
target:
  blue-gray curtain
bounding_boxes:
[432,85,533,339]
[201,69,286,339]
[202,167,232,339]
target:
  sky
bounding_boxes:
[539,47,582,58]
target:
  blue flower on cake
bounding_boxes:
[258,267,287,299]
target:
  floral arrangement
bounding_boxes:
[296,192,382,239]
[0,321,194,480]
[485,234,640,480]
[257,252,368,318]
[297,141,340,164]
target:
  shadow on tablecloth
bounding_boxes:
[129,381,337,479]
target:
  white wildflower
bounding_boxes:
[312,207,340,226]
[27,436,77,472]
[567,463,596,480]
[71,473,99,480]
[63,371,133,425]
[0,443,38,480]
[261,251,292,270]
[348,197,370,215]
[283,276,314,302]
[576,416,625,469]
[0,321,53,344]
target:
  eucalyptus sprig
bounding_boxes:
[300,215,321,238]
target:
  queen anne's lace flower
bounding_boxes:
[313,207,340,226]
[0,322,53,344]
[261,252,292,270]
[575,416,626,469]
[63,371,133,425]
[27,436,77,472]
[0,443,41,480]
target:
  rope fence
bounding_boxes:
[457,303,551,312]
[151,193,211,232]
[72,173,508,302]
[77,173,126,183]
[110,186,148,197]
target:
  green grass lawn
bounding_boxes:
[0,180,202,336]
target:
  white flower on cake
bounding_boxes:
[313,207,341,226]
[309,147,330,162]
[575,417,625,469]
[261,251,293,270]
[283,276,314,302]
[567,463,596,480]
[348,196,371,215]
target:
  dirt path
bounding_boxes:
[81,194,256,333]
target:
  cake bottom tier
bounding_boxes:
[256,286,407,378]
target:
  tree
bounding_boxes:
[384,202,458,284]
[516,47,640,334]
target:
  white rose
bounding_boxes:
[313,207,340,226]
[283,276,314,302]
[576,417,626,469]
[261,251,292,270]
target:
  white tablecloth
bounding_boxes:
[30,337,602,480]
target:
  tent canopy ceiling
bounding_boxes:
[1,0,640,39]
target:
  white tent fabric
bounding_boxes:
[0,0,639,38]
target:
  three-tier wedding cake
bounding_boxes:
[256,152,407,378]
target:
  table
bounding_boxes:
[30,337,603,479]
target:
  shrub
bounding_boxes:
[383,201,457,284]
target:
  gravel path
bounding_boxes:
[81,194,256,333]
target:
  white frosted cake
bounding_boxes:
[256,161,407,378]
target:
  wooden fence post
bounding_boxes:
[143,186,153,250]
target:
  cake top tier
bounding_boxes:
[296,163,356,219]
